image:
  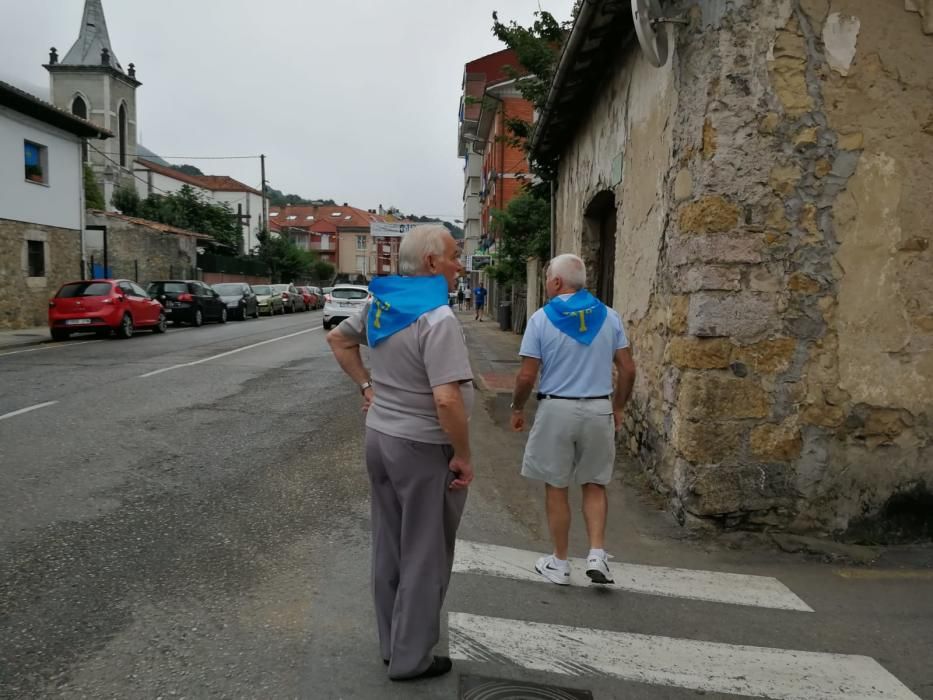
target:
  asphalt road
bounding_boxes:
[1,311,931,699]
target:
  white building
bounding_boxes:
[133,159,267,255]
[0,80,111,329]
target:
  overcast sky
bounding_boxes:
[2,0,572,219]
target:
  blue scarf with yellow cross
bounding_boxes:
[367,275,449,347]
[543,289,608,345]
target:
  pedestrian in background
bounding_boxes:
[457,288,465,311]
[510,254,635,586]
[464,286,472,310]
[473,283,487,321]
[327,225,474,681]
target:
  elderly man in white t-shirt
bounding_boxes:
[510,254,636,585]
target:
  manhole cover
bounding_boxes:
[460,674,593,700]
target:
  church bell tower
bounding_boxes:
[45,0,141,209]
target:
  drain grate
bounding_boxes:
[460,674,593,700]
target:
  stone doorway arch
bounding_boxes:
[582,190,617,305]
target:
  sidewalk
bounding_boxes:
[458,307,933,569]
[0,326,50,351]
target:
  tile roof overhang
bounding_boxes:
[0,80,113,139]
[529,0,636,162]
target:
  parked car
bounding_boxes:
[322,284,370,330]
[304,286,324,310]
[146,280,228,326]
[252,284,284,316]
[212,282,259,320]
[273,283,302,313]
[296,286,314,311]
[49,279,166,340]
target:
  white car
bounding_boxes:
[322,284,370,330]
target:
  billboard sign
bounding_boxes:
[370,222,416,238]
[466,254,492,272]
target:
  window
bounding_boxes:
[332,288,369,300]
[27,240,45,277]
[356,235,367,250]
[130,283,149,297]
[118,103,128,167]
[71,95,88,119]
[24,141,48,185]
[58,282,113,298]
[355,256,366,273]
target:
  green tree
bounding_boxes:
[488,188,551,283]
[312,259,335,282]
[256,229,323,283]
[170,164,205,177]
[84,165,105,210]
[112,184,241,252]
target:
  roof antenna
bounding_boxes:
[631,0,688,68]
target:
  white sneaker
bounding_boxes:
[534,555,570,586]
[585,554,614,584]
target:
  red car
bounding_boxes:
[297,286,315,311]
[48,279,167,340]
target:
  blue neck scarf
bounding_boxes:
[367,275,449,347]
[543,289,608,345]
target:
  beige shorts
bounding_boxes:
[521,398,616,487]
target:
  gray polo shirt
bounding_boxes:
[338,303,474,444]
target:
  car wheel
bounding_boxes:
[254,307,260,319]
[152,314,167,334]
[219,308,227,324]
[51,329,69,341]
[193,308,203,327]
[116,313,134,339]
[240,306,249,321]
[322,320,331,330]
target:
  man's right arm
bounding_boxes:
[326,315,374,410]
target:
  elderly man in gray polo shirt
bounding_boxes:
[327,225,473,681]
[511,254,636,586]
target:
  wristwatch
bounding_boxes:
[509,402,523,412]
[360,381,373,394]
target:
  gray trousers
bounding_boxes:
[364,428,467,679]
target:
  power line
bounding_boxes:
[93,151,262,160]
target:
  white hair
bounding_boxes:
[398,225,450,275]
[547,253,586,290]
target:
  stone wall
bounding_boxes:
[553,0,932,537]
[85,213,199,284]
[0,219,81,329]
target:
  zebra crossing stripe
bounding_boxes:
[448,612,920,700]
[453,540,813,612]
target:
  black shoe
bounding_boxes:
[390,656,452,681]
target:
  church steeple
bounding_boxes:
[61,0,124,72]
[45,0,140,210]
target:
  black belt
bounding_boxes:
[537,393,611,401]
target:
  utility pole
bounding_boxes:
[260,154,268,235]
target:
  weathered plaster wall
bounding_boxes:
[553,0,932,536]
[554,34,677,485]
[85,213,199,284]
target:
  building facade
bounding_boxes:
[0,81,111,329]
[458,50,531,263]
[532,0,933,537]
[45,0,140,210]
[269,203,381,273]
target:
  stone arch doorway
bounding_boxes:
[582,190,617,305]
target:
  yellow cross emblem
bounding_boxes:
[373,299,391,329]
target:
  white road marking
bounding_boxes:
[0,339,102,358]
[449,613,920,700]
[0,401,59,422]
[454,540,813,612]
[138,326,323,378]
